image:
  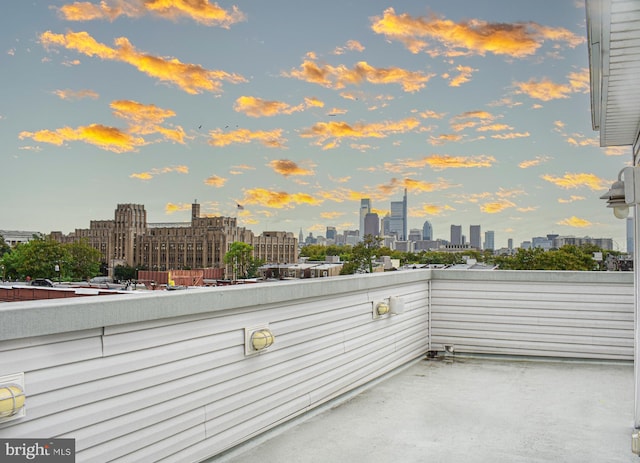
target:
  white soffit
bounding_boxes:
[589,0,640,148]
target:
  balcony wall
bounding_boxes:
[0,270,633,462]
[430,270,634,360]
[0,270,429,462]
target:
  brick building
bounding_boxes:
[51,202,298,278]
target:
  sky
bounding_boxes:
[0,0,632,250]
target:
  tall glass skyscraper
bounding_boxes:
[450,225,462,245]
[359,198,371,242]
[470,225,481,249]
[484,230,495,251]
[389,189,407,240]
[422,220,433,240]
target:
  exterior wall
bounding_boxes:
[251,231,298,264]
[0,271,429,462]
[430,270,634,360]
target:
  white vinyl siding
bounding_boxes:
[0,270,633,462]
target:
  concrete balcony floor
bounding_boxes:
[213,355,635,463]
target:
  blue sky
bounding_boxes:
[0,0,631,250]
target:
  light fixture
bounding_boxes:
[0,373,26,423]
[600,166,640,219]
[372,300,390,319]
[244,325,275,355]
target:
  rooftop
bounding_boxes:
[215,355,635,463]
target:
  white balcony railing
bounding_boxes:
[0,270,633,462]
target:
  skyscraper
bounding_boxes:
[450,225,462,245]
[402,188,407,241]
[470,225,481,249]
[484,230,495,251]
[389,189,407,240]
[326,226,337,242]
[381,214,391,236]
[359,198,371,242]
[364,212,380,238]
[422,220,433,240]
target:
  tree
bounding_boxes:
[114,265,139,282]
[492,245,597,271]
[344,235,383,274]
[2,236,70,280]
[224,242,259,279]
[64,239,102,281]
[0,235,10,258]
[246,257,265,279]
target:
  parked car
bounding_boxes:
[31,278,54,287]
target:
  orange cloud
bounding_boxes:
[403,178,455,193]
[300,118,420,149]
[19,124,145,153]
[59,0,246,27]
[565,133,599,147]
[284,59,435,93]
[110,99,186,143]
[491,131,530,140]
[204,175,227,187]
[451,110,494,121]
[557,216,592,227]
[558,195,585,203]
[419,109,446,119]
[416,204,455,216]
[480,199,516,213]
[452,192,492,204]
[604,146,627,156]
[165,202,192,214]
[447,65,476,87]
[209,128,286,148]
[541,172,608,191]
[428,134,463,145]
[333,39,365,55]
[53,88,99,100]
[40,30,246,94]
[305,97,324,108]
[514,71,589,102]
[320,211,345,219]
[450,110,496,131]
[234,96,307,117]
[269,159,315,177]
[476,123,512,132]
[514,78,572,101]
[370,8,584,57]
[242,188,323,208]
[567,68,590,93]
[519,156,551,168]
[421,154,496,170]
[130,165,189,180]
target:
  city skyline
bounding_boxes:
[0,1,631,250]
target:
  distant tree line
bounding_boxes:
[300,238,622,274]
[0,234,102,281]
